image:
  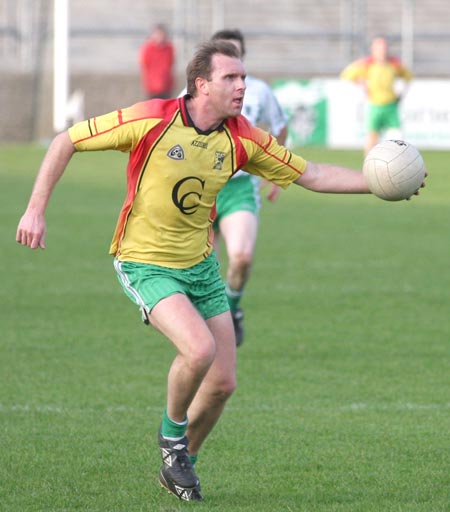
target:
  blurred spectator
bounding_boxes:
[340,36,413,154]
[139,24,175,99]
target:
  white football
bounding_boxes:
[363,140,425,201]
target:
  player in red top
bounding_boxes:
[139,24,175,99]
[16,40,425,503]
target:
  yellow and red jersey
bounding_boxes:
[340,56,413,106]
[69,96,306,268]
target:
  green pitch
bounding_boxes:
[1,145,449,511]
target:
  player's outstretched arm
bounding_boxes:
[294,161,370,194]
[16,131,76,249]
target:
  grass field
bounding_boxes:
[1,144,449,511]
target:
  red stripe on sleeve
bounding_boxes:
[227,116,303,176]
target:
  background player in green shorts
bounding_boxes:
[367,101,401,137]
[340,36,413,154]
[210,29,288,346]
[16,40,424,503]
[181,29,288,346]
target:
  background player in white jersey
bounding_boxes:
[210,29,288,346]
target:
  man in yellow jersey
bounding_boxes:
[340,36,413,154]
[16,40,423,503]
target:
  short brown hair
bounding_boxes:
[211,29,246,57]
[186,40,240,97]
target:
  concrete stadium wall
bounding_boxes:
[1,75,35,143]
[2,0,450,142]
[0,72,192,143]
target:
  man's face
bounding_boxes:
[204,53,246,119]
[371,38,388,61]
[152,27,167,44]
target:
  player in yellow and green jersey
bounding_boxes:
[17,40,423,503]
[340,36,413,154]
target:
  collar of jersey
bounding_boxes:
[181,94,225,135]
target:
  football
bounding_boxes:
[363,140,426,201]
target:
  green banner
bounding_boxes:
[272,79,327,146]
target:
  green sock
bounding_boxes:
[161,409,187,439]
[225,283,243,312]
[190,454,198,466]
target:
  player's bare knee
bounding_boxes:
[186,338,216,373]
[229,251,253,274]
[223,375,237,398]
[210,376,236,403]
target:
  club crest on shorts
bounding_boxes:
[167,144,185,160]
[213,151,226,170]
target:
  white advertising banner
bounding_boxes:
[400,80,450,149]
[329,79,450,149]
[326,79,365,148]
[274,79,450,150]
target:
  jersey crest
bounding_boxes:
[213,151,226,170]
[167,144,185,160]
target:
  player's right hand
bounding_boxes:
[16,212,47,249]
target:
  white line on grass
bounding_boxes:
[1,402,449,414]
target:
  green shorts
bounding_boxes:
[213,174,260,232]
[114,252,229,322]
[367,101,401,132]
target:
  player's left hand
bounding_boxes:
[260,179,281,202]
[406,170,428,200]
